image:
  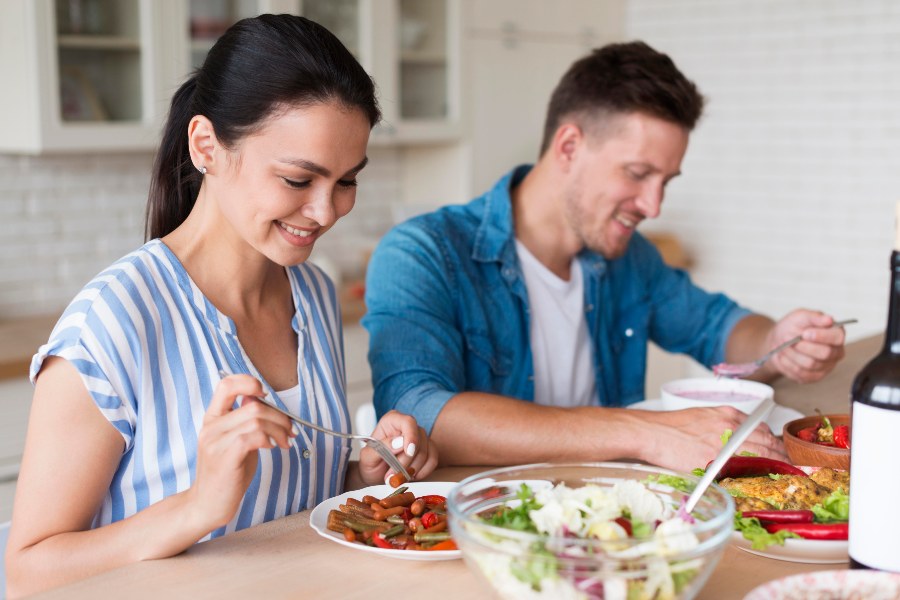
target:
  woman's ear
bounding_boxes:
[187,115,217,174]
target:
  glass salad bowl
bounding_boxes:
[447,462,734,600]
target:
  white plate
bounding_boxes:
[627,399,803,434]
[309,481,461,561]
[744,569,900,599]
[730,531,847,564]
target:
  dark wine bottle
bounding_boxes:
[848,205,900,572]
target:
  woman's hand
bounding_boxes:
[188,374,296,529]
[358,410,439,486]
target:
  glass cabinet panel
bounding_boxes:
[397,0,448,120]
[302,0,360,57]
[54,0,142,122]
[189,0,264,68]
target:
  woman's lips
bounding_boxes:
[277,220,318,247]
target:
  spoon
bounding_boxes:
[683,397,775,514]
[712,318,858,379]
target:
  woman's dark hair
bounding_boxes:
[146,14,381,240]
[539,41,704,155]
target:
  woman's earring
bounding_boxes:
[198,165,207,176]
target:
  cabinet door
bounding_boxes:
[467,0,622,39]
[0,0,187,154]
[367,0,461,145]
[188,0,303,69]
[466,36,591,195]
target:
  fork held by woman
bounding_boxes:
[217,369,416,483]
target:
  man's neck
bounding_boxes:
[512,161,582,280]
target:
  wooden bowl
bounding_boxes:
[782,414,850,470]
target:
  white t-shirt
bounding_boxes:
[515,241,598,407]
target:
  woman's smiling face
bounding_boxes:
[214,101,371,266]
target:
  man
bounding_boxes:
[362,41,846,472]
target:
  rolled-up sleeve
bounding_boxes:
[363,222,467,433]
[634,236,751,366]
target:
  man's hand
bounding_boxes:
[639,406,788,472]
[763,310,847,383]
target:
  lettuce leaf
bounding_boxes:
[812,489,849,523]
[733,512,801,550]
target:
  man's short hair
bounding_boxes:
[539,41,705,155]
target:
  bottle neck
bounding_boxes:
[886,250,900,353]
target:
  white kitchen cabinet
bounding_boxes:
[0,0,460,155]
[0,0,188,154]
[361,0,461,144]
[187,0,461,145]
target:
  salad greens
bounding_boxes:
[473,479,717,600]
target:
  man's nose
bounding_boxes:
[636,184,663,219]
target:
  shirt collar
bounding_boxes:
[472,165,532,263]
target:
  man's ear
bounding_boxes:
[187,115,218,174]
[551,123,583,173]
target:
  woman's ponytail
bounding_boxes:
[145,75,202,240]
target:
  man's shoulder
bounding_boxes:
[386,197,486,247]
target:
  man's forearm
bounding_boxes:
[430,392,648,466]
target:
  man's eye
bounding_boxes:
[282,178,311,189]
[628,170,649,181]
[338,179,358,188]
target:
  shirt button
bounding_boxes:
[625,328,634,337]
[302,449,311,459]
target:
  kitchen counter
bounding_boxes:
[0,314,57,381]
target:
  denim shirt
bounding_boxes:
[363,165,751,433]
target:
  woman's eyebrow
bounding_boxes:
[277,156,369,177]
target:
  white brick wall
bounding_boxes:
[627,0,900,343]
[0,148,402,319]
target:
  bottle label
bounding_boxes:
[849,402,900,570]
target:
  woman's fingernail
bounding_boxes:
[391,436,404,450]
[292,423,300,436]
[405,443,416,457]
[384,471,395,485]
[268,436,277,447]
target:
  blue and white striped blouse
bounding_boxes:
[30,240,351,540]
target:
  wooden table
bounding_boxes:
[32,335,882,600]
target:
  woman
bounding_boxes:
[5,15,437,597]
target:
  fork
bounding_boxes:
[217,370,412,482]
[713,318,858,378]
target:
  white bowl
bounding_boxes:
[660,378,773,414]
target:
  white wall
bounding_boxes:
[625,0,900,343]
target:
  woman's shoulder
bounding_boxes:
[46,241,184,344]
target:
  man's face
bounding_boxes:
[563,112,689,259]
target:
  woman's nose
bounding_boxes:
[302,189,336,227]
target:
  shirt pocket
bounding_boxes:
[464,330,512,378]
[610,302,651,400]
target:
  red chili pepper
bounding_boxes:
[418,495,447,506]
[713,456,807,481]
[833,425,850,449]
[421,511,439,529]
[741,510,814,524]
[764,522,848,540]
[614,516,633,537]
[372,533,395,550]
[796,426,818,443]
